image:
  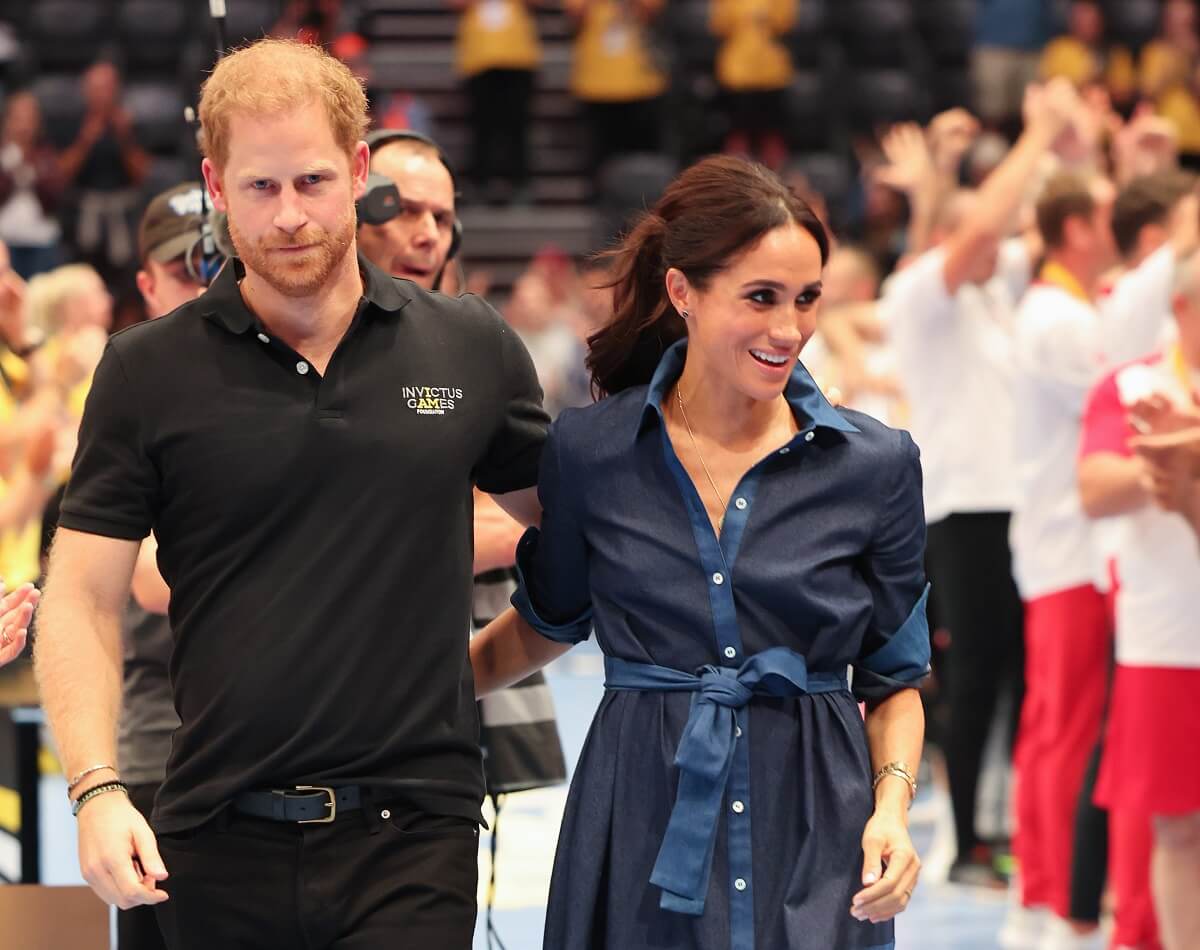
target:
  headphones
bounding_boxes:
[359,128,463,262]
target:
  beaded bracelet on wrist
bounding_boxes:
[71,781,129,818]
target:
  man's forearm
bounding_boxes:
[1079,454,1148,519]
[33,586,124,783]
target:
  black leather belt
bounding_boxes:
[232,785,362,824]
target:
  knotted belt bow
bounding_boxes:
[604,647,848,916]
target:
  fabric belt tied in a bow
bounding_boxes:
[604,647,848,916]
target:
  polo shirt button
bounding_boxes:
[778,447,790,455]
[712,572,724,585]
[734,497,747,510]
[734,878,747,891]
[804,431,815,442]
[724,646,737,659]
[731,800,745,814]
[735,725,742,737]
[257,333,270,343]
[296,361,310,375]
[380,809,391,820]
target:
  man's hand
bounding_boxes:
[1114,105,1180,184]
[76,790,169,909]
[874,123,935,196]
[1132,426,1200,477]
[0,582,39,667]
[1127,393,1200,437]
[927,108,980,177]
[474,490,526,574]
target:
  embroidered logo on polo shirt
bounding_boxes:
[403,385,464,416]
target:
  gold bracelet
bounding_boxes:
[872,761,917,801]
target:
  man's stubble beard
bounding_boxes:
[228,207,357,299]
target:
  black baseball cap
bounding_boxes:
[138,183,207,264]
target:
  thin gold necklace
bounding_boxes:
[676,386,729,531]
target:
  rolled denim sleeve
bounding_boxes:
[853,430,932,702]
[510,413,593,644]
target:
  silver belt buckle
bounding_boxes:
[294,785,336,824]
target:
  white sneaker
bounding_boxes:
[1035,915,1104,950]
[998,903,1050,949]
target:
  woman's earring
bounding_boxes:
[680,309,689,319]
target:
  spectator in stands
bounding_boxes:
[1140,0,1200,164]
[58,62,150,274]
[275,0,345,46]
[505,247,588,416]
[25,264,112,473]
[1039,0,1136,110]
[710,0,795,171]
[800,245,904,428]
[450,0,541,204]
[565,0,668,174]
[0,243,67,634]
[0,91,64,279]
[972,0,1053,133]
[332,33,437,139]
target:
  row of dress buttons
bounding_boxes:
[257,333,310,376]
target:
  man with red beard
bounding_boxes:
[33,39,548,950]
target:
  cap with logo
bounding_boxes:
[138,183,207,264]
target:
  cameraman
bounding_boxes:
[357,130,566,798]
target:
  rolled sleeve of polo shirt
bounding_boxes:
[511,413,592,643]
[59,341,159,540]
[472,296,550,494]
[853,430,932,702]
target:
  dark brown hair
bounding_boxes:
[586,155,830,397]
[1112,169,1195,259]
[1036,171,1098,251]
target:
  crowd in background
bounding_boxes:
[3,2,1200,949]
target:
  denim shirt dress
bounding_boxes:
[512,341,931,950]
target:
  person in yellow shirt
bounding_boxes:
[451,0,542,204]
[1039,0,1136,110]
[710,0,796,170]
[24,263,111,425]
[566,0,668,173]
[0,242,66,592]
[1140,0,1200,161]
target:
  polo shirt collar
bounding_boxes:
[636,338,859,442]
[199,251,411,335]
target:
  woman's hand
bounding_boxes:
[0,582,40,667]
[850,805,920,924]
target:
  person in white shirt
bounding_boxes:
[878,81,1077,888]
[1080,252,1200,950]
[1007,170,1121,949]
[1102,170,1200,366]
[1039,169,1200,950]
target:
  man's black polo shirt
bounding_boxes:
[59,255,549,833]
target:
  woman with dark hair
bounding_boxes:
[472,154,928,949]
